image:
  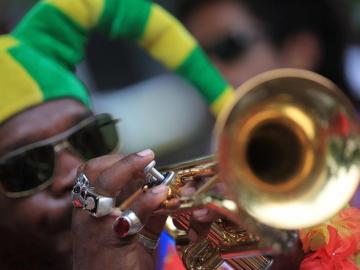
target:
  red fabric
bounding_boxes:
[300,226,358,270]
[164,245,185,270]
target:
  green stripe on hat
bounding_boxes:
[13,3,88,69]
[176,47,229,104]
[9,43,91,107]
[98,0,151,40]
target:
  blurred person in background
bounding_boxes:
[345,0,360,100]
[177,0,360,210]
[177,0,358,107]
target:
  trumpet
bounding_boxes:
[160,156,276,270]
[147,69,360,269]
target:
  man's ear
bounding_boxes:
[280,32,321,70]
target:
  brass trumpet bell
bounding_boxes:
[158,69,360,269]
[215,68,360,230]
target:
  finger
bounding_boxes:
[80,154,124,183]
[187,208,218,242]
[95,149,155,196]
[192,208,218,223]
[141,215,168,238]
[112,185,169,240]
[137,214,168,255]
[169,208,216,233]
[152,198,181,216]
[188,215,213,242]
[130,185,169,224]
[132,185,170,250]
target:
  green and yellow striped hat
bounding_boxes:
[0,34,91,124]
[0,0,235,124]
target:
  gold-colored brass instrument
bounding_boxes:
[158,69,360,270]
[162,156,275,270]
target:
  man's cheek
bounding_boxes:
[9,193,56,232]
[28,192,73,233]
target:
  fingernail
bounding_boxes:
[151,185,168,194]
[193,209,208,219]
[137,149,154,158]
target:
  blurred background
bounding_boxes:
[1,0,360,165]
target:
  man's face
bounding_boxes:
[184,0,284,88]
[0,99,91,269]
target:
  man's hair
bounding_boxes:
[178,0,355,103]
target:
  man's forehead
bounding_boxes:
[0,99,91,156]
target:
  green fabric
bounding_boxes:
[9,42,91,108]
[13,3,88,70]
[98,0,151,40]
[176,47,229,104]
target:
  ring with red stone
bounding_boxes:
[113,209,144,238]
[71,173,115,217]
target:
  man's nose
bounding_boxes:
[49,148,84,197]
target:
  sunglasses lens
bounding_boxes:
[0,114,118,197]
[0,145,55,195]
[206,35,251,62]
[68,114,119,160]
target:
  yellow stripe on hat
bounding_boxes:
[0,36,43,123]
[0,35,18,51]
[138,4,196,69]
[45,0,104,29]
[210,86,235,116]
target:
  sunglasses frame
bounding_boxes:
[0,113,120,198]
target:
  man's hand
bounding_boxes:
[72,150,169,270]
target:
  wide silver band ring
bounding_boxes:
[71,173,115,218]
[138,233,159,250]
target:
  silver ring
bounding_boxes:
[138,233,159,250]
[113,209,144,238]
[71,173,115,217]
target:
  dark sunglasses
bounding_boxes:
[0,113,119,198]
[203,33,258,62]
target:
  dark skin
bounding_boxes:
[0,99,90,270]
[0,99,170,270]
[72,152,170,270]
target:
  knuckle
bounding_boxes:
[76,163,86,175]
[95,174,112,194]
[81,154,122,183]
